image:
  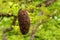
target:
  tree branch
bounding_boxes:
[2,16,17,40]
[36,0,56,7]
[0,13,16,17]
[29,20,46,40]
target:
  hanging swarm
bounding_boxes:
[18,9,30,35]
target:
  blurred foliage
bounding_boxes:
[0,0,60,40]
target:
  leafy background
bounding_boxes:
[0,0,60,40]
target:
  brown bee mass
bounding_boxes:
[18,9,30,35]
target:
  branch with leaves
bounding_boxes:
[36,0,56,7]
[29,0,56,40]
[0,13,17,21]
[2,16,17,40]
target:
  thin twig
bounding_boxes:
[2,16,17,40]
[11,16,17,26]
[29,20,46,40]
[36,0,56,7]
[29,0,56,40]
[2,27,13,40]
[2,33,7,40]
[0,13,16,17]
